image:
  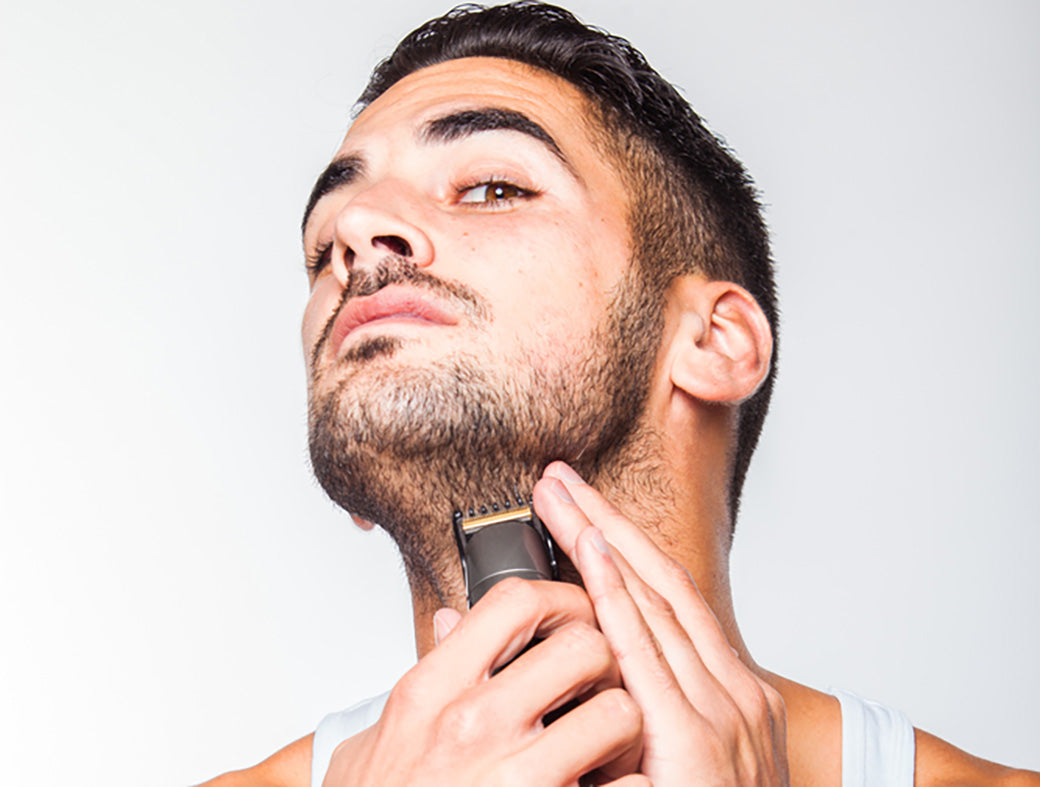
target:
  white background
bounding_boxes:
[2,1,1037,784]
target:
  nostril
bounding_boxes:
[373,235,412,258]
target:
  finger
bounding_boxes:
[423,577,597,685]
[613,540,767,734]
[600,776,652,787]
[537,466,716,645]
[602,533,787,775]
[510,687,643,785]
[534,478,707,708]
[487,620,621,726]
[603,543,743,722]
[543,465,789,779]
[545,464,778,749]
[534,477,703,696]
[761,680,789,767]
[542,463,737,677]
[535,475,718,703]
[573,525,706,734]
[532,475,596,557]
[398,579,595,714]
[540,462,693,592]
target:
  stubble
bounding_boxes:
[308,256,666,602]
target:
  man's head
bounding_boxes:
[300,2,777,590]
[348,2,779,522]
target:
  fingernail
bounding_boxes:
[552,462,585,484]
[588,526,610,555]
[551,479,576,504]
[433,609,452,645]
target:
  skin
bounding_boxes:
[200,58,1040,786]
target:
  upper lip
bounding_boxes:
[328,285,460,357]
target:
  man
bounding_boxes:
[204,3,1040,785]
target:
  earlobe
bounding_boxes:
[351,514,377,531]
[667,278,773,405]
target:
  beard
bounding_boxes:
[308,256,664,602]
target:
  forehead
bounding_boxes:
[338,57,608,170]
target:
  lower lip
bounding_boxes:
[336,315,447,353]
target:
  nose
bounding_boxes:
[329,185,435,287]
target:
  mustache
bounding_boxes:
[311,255,491,370]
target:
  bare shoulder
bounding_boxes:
[915,728,1040,786]
[759,671,843,787]
[759,671,1040,787]
[194,733,313,787]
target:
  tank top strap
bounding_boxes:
[313,687,914,785]
[830,688,915,787]
[311,691,390,787]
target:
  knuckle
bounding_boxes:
[661,556,698,592]
[588,631,617,675]
[746,682,774,720]
[554,580,596,616]
[557,619,599,646]
[436,696,486,748]
[598,687,643,735]
[557,620,607,657]
[552,622,616,680]
[763,683,787,720]
[641,584,676,618]
[386,670,422,713]
[728,672,771,717]
[485,575,595,627]
[630,629,667,667]
[485,575,539,609]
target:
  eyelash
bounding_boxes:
[305,243,332,275]
[454,177,538,208]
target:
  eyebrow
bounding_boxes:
[420,107,566,161]
[301,155,365,234]
[301,107,572,236]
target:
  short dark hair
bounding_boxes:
[358,1,778,529]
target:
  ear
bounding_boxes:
[351,514,376,531]
[666,276,773,404]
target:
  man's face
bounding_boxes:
[300,58,660,588]
[302,57,632,391]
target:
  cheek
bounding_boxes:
[465,215,625,350]
[467,212,621,291]
[490,271,608,358]
[301,278,341,367]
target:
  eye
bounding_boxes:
[457,180,532,206]
[305,242,332,276]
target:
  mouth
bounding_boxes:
[328,285,460,358]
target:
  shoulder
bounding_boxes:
[915,729,1040,787]
[194,733,313,787]
[763,672,1040,787]
[761,673,843,786]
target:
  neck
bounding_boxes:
[406,450,753,669]
[409,551,466,657]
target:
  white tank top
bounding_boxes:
[310,688,915,786]
[831,688,916,786]
[311,691,390,787]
